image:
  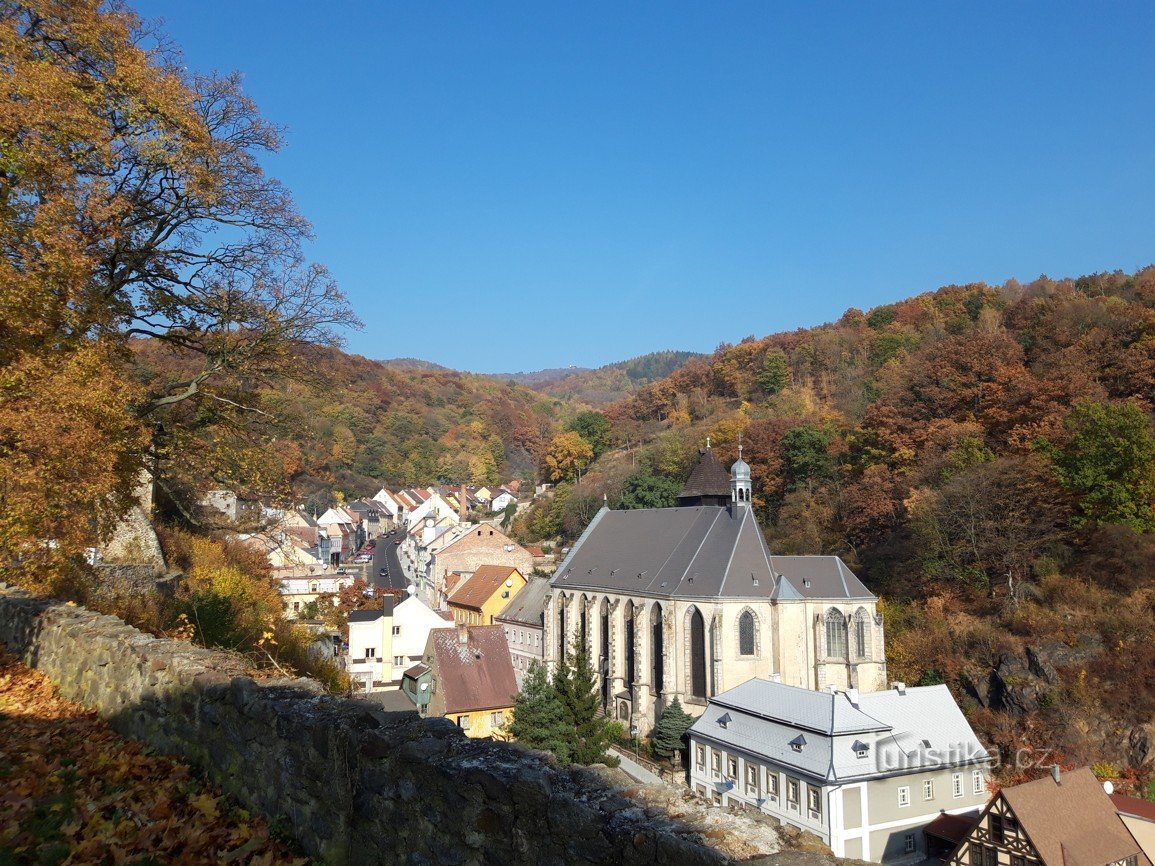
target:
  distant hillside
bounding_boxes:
[380,357,451,371]
[486,367,592,387]
[537,351,705,404]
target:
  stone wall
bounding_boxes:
[0,583,726,865]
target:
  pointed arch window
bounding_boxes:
[825,609,848,660]
[738,610,756,656]
[854,609,869,659]
[689,608,707,699]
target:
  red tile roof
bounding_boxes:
[1114,792,1155,822]
[923,812,977,843]
[430,625,517,714]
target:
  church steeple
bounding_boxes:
[677,440,732,507]
[730,437,751,508]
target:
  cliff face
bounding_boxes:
[0,584,852,865]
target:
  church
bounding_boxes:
[544,444,887,734]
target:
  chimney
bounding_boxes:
[770,672,782,683]
[891,681,907,695]
[847,687,860,708]
[456,623,469,645]
[1050,764,1061,784]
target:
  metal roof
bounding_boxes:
[689,680,990,784]
[494,576,550,627]
[549,506,874,602]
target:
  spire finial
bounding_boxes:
[738,432,743,460]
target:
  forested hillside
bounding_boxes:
[131,342,571,511]
[519,268,1155,790]
[535,350,705,404]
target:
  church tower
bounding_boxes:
[677,439,732,507]
[730,443,751,508]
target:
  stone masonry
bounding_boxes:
[0,583,728,865]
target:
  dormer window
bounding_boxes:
[717,712,731,729]
[789,734,806,753]
[852,740,870,759]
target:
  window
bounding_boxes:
[293,602,300,612]
[726,757,737,779]
[973,769,985,795]
[969,848,983,866]
[855,611,868,658]
[825,609,848,659]
[457,715,471,729]
[392,625,401,636]
[897,786,910,807]
[990,814,1004,843]
[768,773,779,802]
[695,745,705,771]
[310,582,318,593]
[904,833,915,854]
[807,786,822,819]
[923,779,934,800]
[786,777,800,809]
[738,610,755,656]
[1012,857,1026,866]
[953,772,964,798]
[392,655,403,666]
[983,848,998,866]
[745,763,760,796]
[711,751,721,778]
[366,647,376,658]
[491,712,504,726]
[689,608,707,698]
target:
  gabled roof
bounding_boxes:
[549,506,873,601]
[429,625,517,714]
[689,679,989,784]
[1113,792,1155,823]
[448,565,523,612]
[495,576,550,627]
[998,768,1148,866]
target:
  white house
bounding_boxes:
[687,679,992,863]
[278,572,353,618]
[388,592,454,683]
[346,598,395,692]
[490,490,517,514]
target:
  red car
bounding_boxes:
[394,539,401,545]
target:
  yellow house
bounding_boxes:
[416,624,517,739]
[446,565,527,626]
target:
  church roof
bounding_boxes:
[550,506,874,601]
[678,447,732,501]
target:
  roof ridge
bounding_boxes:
[651,508,714,590]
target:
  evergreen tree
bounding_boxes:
[553,637,616,765]
[509,661,572,764]
[651,696,694,759]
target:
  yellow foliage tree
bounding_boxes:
[544,432,594,483]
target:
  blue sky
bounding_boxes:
[134,2,1155,373]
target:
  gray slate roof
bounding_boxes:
[549,506,873,601]
[689,679,990,784]
[495,575,550,627]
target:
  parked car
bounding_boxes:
[393,539,401,545]
[354,554,372,563]
[378,567,389,577]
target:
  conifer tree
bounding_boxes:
[553,636,616,765]
[509,661,571,764]
[651,696,693,759]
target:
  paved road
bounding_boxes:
[369,529,410,595]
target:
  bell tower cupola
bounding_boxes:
[730,438,751,508]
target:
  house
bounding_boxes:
[1114,793,1155,863]
[687,679,991,863]
[346,499,383,540]
[316,506,357,565]
[387,593,453,684]
[447,565,527,626]
[545,443,886,735]
[200,489,263,525]
[494,575,550,687]
[345,598,395,692]
[946,766,1150,866]
[490,489,517,514]
[372,488,405,527]
[428,525,534,609]
[416,624,518,739]
[278,571,353,618]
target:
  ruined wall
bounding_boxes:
[0,583,725,866]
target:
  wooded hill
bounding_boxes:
[520,267,1155,791]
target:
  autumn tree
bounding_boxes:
[0,0,357,576]
[566,411,613,459]
[544,431,594,483]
